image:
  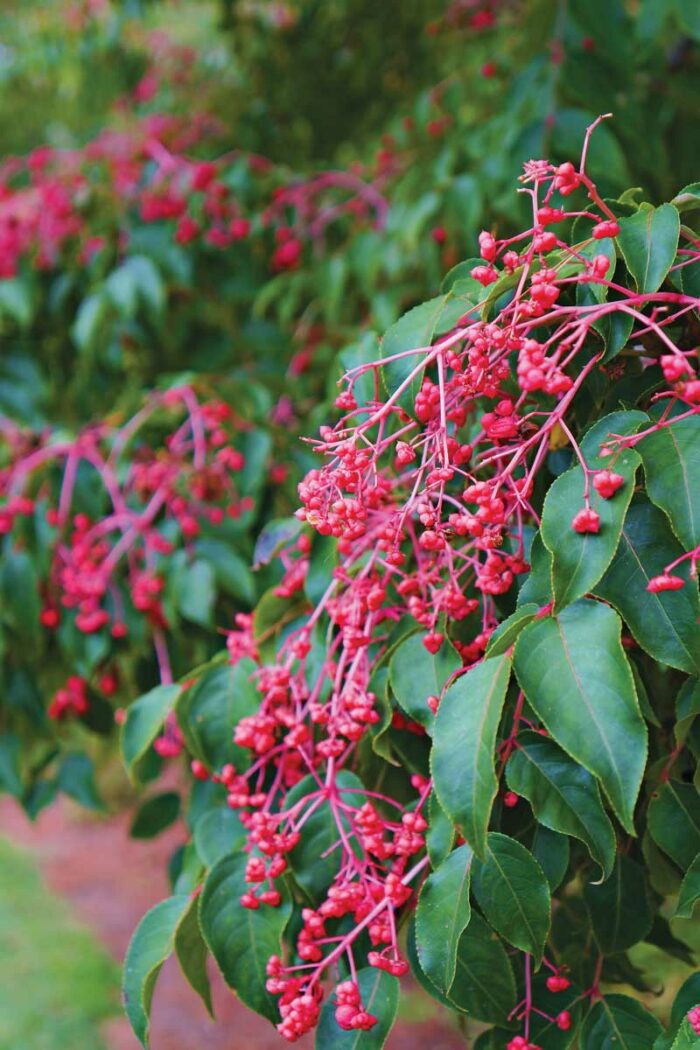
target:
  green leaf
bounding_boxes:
[130,792,181,839]
[506,731,616,878]
[193,807,246,869]
[471,832,551,963]
[177,659,258,771]
[669,1019,700,1050]
[595,501,700,674]
[672,182,700,213]
[389,633,460,733]
[174,894,213,1018]
[517,532,552,607]
[448,912,516,1024]
[283,771,366,903]
[485,604,539,657]
[195,538,256,605]
[513,599,646,834]
[584,855,652,952]
[123,895,190,1047]
[0,277,33,327]
[199,852,291,1022]
[0,548,41,643]
[676,679,700,746]
[531,825,570,892]
[540,411,645,612]
[647,780,700,871]
[415,844,473,994]
[581,994,662,1049]
[121,684,181,783]
[379,293,473,412]
[253,517,302,569]
[637,406,700,548]
[431,652,512,857]
[175,559,216,627]
[425,790,455,869]
[57,753,104,812]
[617,203,680,292]
[671,973,700,1031]
[675,853,700,918]
[0,732,22,796]
[314,967,399,1050]
[72,292,109,352]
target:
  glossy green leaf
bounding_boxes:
[517,531,552,607]
[637,406,700,549]
[617,203,680,292]
[174,893,213,1018]
[471,832,551,963]
[595,501,700,674]
[389,632,460,732]
[540,411,645,611]
[513,599,646,834]
[647,780,700,871]
[431,652,512,856]
[581,994,662,1049]
[199,852,291,1022]
[193,807,246,869]
[676,679,700,745]
[121,684,181,783]
[506,731,616,878]
[284,771,366,903]
[675,853,700,918]
[175,559,216,627]
[531,825,570,892]
[130,792,181,839]
[314,967,399,1050]
[253,517,302,569]
[415,843,473,994]
[0,732,22,796]
[584,855,652,952]
[485,604,538,657]
[123,895,190,1047]
[448,912,516,1024]
[425,790,455,869]
[177,658,258,771]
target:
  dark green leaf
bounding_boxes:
[389,633,460,732]
[174,894,213,1018]
[193,807,246,869]
[57,753,104,811]
[448,912,516,1024]
[584,855,652,952]
[130,792,181,839]
[647,780,700,871]
[531,825,570,893]
[595,501,700,674]
[121,684,181,783]
[432,652,512,857]
[617,203,680,292]
[123,895,190,1047]
[485,604,539,657]
[253,518,302,569]
[513,599,646,834]
[415,844,473,994]
[199,852,291,1022]
[471,832,551,963]
[177,658,258,772]
[581,994,662,1049]
[175,559,216,627]
[425,790,455,869]
[0,732,23,796]
[506,731,616,878]
[540,411,645,612]
[637,406,700,549]
[675,853,700,918]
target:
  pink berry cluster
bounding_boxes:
[0,386,254,718]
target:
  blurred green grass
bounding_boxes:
[0,836,119,1050]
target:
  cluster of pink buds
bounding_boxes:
[48,675,89,720]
